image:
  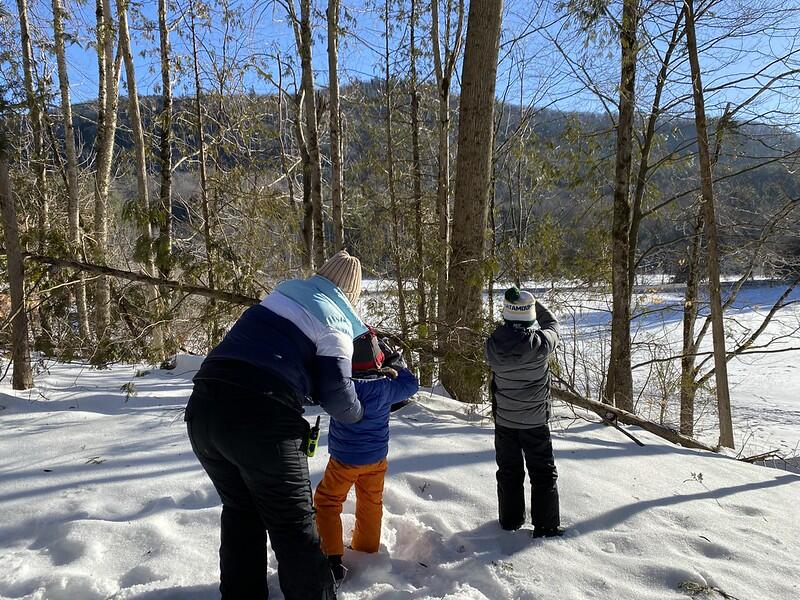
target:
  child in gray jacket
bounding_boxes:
[485,286,563,537]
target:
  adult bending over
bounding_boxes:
[185,251,365,600]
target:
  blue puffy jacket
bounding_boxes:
[328,368,419,465]
[194,276,366,423]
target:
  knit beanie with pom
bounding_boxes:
[502,286,536,327]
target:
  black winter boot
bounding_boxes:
[328,555,346,582]
[531,526,565,538]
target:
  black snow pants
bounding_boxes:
[494,423,560,531]
[185,379,336,600]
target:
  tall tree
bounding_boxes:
[431,0,465,346]
[605,0,639,412]
[15,0,46,250]
[384,0,409,338]
[327,0,344,252]
[93,0,120,360]
[16,0,52,349]
[680,211,703,435]
[52,0,91,342]
[684,0,734,448]
[287,0,325,267]
[117,0,165,362]
[409,0,430,382]
[442,0,504,403]
[188,0,219,346]
[156,0,174,354]
[0,129,33,389]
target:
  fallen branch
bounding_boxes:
[3,250,260,306]
[739,449,782,463]
[551,385,718,452]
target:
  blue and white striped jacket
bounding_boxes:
[193,275,366,423]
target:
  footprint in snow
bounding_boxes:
[119,564,166,588]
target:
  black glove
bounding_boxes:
[379,338,408,371]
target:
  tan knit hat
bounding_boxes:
[317,250,362,306]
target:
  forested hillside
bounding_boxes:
[63,89,800,284]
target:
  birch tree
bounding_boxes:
[52,0,91,342]
[92,0,120,361]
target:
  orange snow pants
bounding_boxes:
[314,457,388,556]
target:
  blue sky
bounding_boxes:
[10,0,800,126]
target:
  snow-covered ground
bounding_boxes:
[1,353,799,599]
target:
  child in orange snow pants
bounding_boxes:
[314,328,418,580]
[315,458,388,555]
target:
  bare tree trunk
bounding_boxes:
[410,0,431,383]
[605,0,638,412]
[52,0,91,343]
[117,0,165,362]
[0,134,33,389]
[327,0,344,252]
[293,92,314,271]
[628,6,685,291]
[431,0,465,352]
[93,0,120,362]
[685,0,734,448]
[189,1,219,347]
[384,0,409,338]
[156,0,175,356]
[275,54,304,268]
[680,212,703,435]
[16,0,53,351]
[441,0,503,403]
[157,0,173,280]
[290,0,325,267]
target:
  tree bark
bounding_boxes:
[16,0,53,350]
[685,0,734,449]
[189,1,219,347]
[117,0,165,362]
[156,0,173,281]
[431,0,465,350]
[441,0,503,403]
[156,0,175,355]
[0,134,34,389]
[327,0,344,252]
[680,212,703,435]
[295,0,325,267]
[93,0,120,362]
[410,0,431,384]
[293,91,314,270]
[52,0,91,343]
[16,0,47,250]
[605,0,638,412]
[384,0,409,339]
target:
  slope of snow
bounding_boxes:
[1,359,798,600]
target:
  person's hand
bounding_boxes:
[379,338,407,371]
[378,366,398,379]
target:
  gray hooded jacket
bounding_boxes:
[485,302,559,429]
